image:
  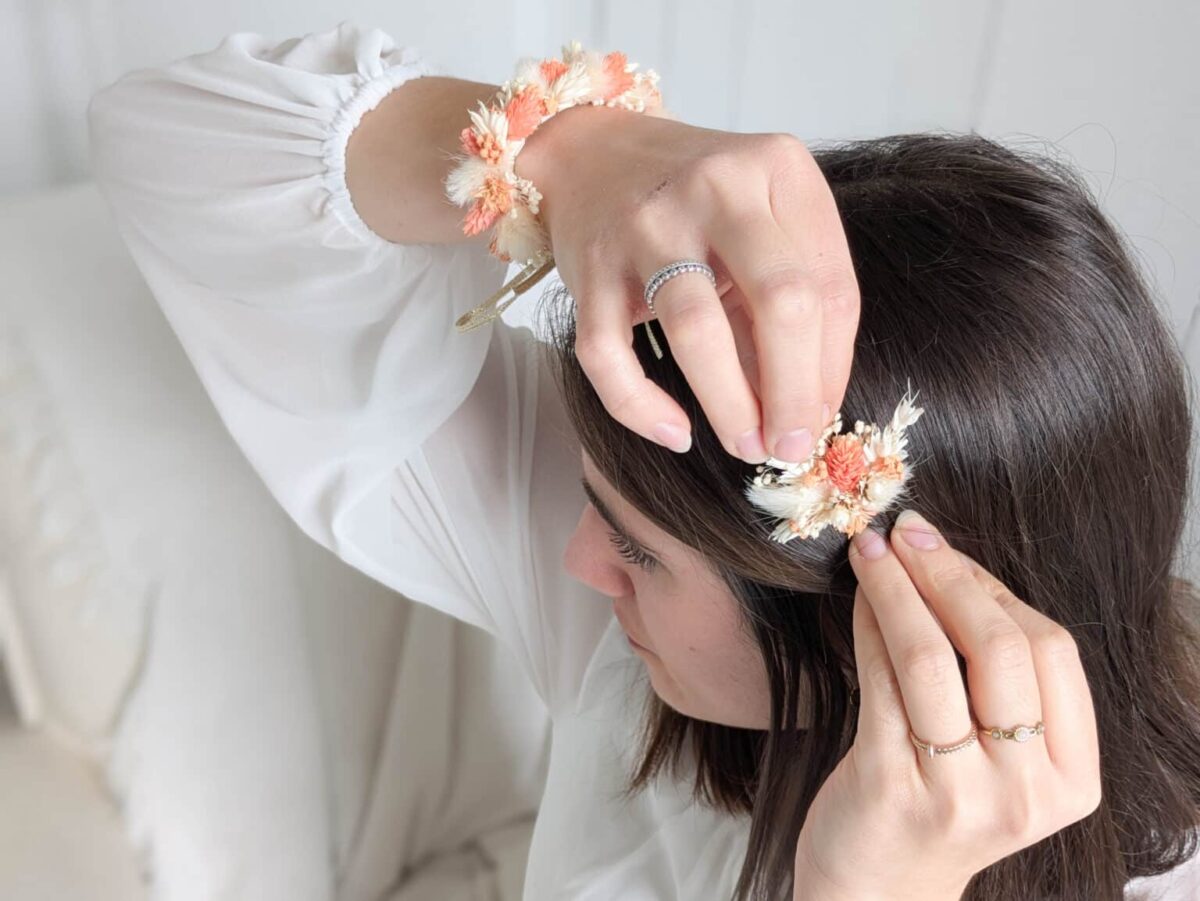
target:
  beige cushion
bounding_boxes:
[0,685,147,900]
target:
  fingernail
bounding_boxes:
[653,422,692,453]
[852,527,888,561]
[895,509,941,550]
[773,428,813,463]
[735,427,767,463]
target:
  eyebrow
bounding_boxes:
[579,476,662,560]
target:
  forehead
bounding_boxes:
[580,450,638,519]
[580,448,615,505]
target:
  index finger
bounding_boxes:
[708,210,825,463]
[846,524,975,748]
[766,139,861,446]
[572,271,695,454]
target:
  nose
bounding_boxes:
[563,503,635,599]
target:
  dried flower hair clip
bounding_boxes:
[446,40,665,332]
[744,385,925,543]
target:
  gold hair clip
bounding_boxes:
[455,249,556,332]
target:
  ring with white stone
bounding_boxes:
[979,720,1046,743]
[643,259,717,318]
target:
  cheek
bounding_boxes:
[645,591,765,693]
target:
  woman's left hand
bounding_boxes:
[792,510,1103,901]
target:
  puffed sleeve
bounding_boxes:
[87,21,612,719]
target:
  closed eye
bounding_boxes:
[606,528,658,573]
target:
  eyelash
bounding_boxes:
[606,529,658,573]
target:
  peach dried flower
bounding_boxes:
[824,434,868,493]
[463,202,500,237]
[458,127,481,156]
[539,58,569,86]
[462,175,513,235]
[478,174,513,213]
[598,51,635,101]
[476,131,505,165]
[870,456,904,481]
[504,85,546,141]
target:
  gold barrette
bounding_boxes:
[455,250,556,332]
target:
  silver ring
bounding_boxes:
[643,259,716,317]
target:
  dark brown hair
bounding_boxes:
[534,132,1200,900]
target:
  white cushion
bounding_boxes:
[0,182,159,749]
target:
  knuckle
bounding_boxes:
[755,270,821,325]
[927,561,976,597]
[899,638,957,688]
[759,130,809,159]
[977,622,1031,671]
[748,132,814,181]
[574,338,644,421]
[665,296,723,343]
[864,656,901,699]
[628,201,668,239]
[817,267,861,316]
[1037,624,1082,667]
[573,333,610,371]
[604,385,644,422]
[686,152,740,197]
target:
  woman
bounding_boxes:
[87,21,1200,901]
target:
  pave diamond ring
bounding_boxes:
[643,259,717,318]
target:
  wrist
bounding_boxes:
[511,102,632,233]
[793,852,967,901]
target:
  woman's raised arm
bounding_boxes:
[344,74,498,245]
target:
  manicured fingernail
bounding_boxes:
[653,422,692,453]
[774,428,813,463]
[853,527,888,560]
[895,509,941,550]
[735,427,767,463]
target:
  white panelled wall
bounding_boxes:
[3,0,1197,567]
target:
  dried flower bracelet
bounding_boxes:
[445,40,664,332]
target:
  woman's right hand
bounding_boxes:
[516,102,860,465]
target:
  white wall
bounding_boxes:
[4,0,1195,322]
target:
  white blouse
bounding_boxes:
[86,21,1197,901]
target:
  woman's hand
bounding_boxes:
[516,104,860,464]
[792,510,1103,901]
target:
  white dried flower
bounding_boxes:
[743,382,925,543]
[493,204,550,266]
[466,101,509,149]
[443,155,491,207]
